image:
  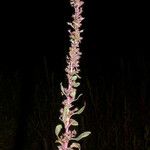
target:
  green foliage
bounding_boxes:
[62,106,70,123]
[70,119,78,126]
[72,75,78,81]
[71,131,91,141]
[73,82,80,87]
[72,102,86,115]
[55,124,62,138]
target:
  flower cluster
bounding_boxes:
[65,0,84,78]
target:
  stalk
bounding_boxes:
[55,0,91,150]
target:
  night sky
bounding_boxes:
[0,0,150,150]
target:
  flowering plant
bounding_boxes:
[55,0,91,149]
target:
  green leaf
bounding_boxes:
[73,93,83,102]
[72,75,78,81]
[62,106,69,123]
[60,82,66,96]
[73,102,86,115]
[70,89,76,99]
[73,82,80,87]
[71,119,78,126]
[70,142,81,150]
[55,124,62,137]
[71,131,91,141]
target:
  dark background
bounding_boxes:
[0,0,150,150]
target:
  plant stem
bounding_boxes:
[55,1,91,149]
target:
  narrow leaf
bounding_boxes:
[71,119,78,126]
[67,22,74,28]
[73,93,83,102]
[73,102,86,115]
[60,82,66,96]
[55,124,62,137]
[71,131,91,141]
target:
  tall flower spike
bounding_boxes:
[55,0,91,149]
